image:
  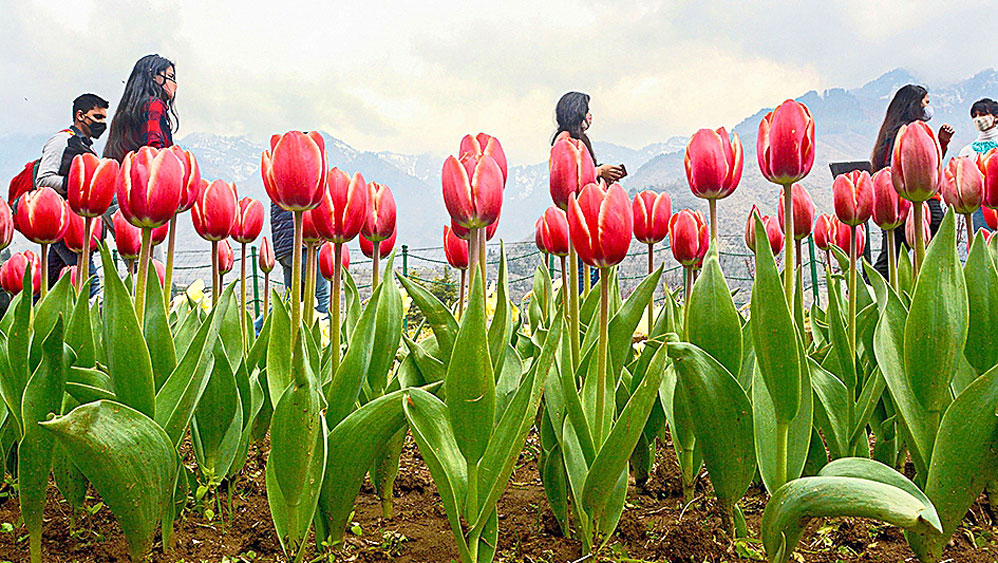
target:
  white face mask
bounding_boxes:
[974,115,995,132]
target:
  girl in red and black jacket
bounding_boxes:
[104,54,178,162]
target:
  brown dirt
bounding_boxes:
[0,432,995,563]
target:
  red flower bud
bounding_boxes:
[777,183,815,240]
[443,225,469,269]
[669,209,709,267]
[232,197,265,244]
[15,186,69,244]
[1,251,41,295]
[259,237,275,273]
[535,206,570,257]
[685,127,743,200]
[261,131,327,211]
[442,152,503,229]
[833,219,867,256]
[460,133,507,185]
[632,190,672,244]
[0,199,13,252]
[745,206,785,255]
[891,120,943,202]
[113,210,142,260]
[904,204,932,246]
[942,156,984,214]
[217,240,234,276]
[549,134,596,210]
[68,153,118,217]
[311,168,370,243]
[833,170,874,227]
[568,183,633,268]
[169,146,202,213]
[318,242,349,280]
[359,228,396,260]
[63,213,103,253]
[813,214,835,251]
[192,179,238,242]
[871,168,910,230]
[117,146,184,228]
[361,182,397,242]
[757,100,815,185]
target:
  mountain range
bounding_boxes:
[2,67,997,253]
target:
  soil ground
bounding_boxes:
[0,432,995,563]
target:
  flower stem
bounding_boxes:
[567,244,581,371]
[40,243,49,300]
[372,247,380,289]
[583,264,591,297]
[913,200,925,277]
[887,228,897,290]
[331,243,343,378]
[164,216,177,306]
[240,242,248,354]
[458,268,466,320]
[304,243,318,330]
[647,243,654,337]
[709,198,718,244]
[848,225,858,424]
[478,228,486,303]
[595,268,610,446]
[291,211,303,339]
[79,216,92,296]
[263,272,270,323]
[775,421,789,491]
[965,212,975,252]
[135,229,152,325]
[783,184,795,318]
[211,241,219,306]
[468,230,480,288]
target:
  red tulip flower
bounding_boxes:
[745,206,784,255]
[63,214,103,253]
[259,236,275,322]
[757,100,816,185]
[192,179,238,241]
[217,240,234,276]
[232,197,265,244]
[980,148,998,208]
[361,182,397,242]
[151,259,166,287]
[0,199,13,252]
[891,120,943,202]
[833,170,874,227]
[117,146,184,228]
[313,168,370,243]
[871,168,909,230]
[170,146,202,213]
[813,214,835,251]
[360,228,396,260]
[261,131,327,211]
[567,183,633,268]
[905,205,932,246]
[776,183,815,240]
[113,210,142,260]
[984,206,998,230]
[632,190,672,244]
[318,242,350,280]
[669,209,709,267]
[67,153,118,217]
[15,186,69,244]
[684,127,743,200]
[549,134,597,210]
[833,219,867,256]
[942,156,984,214]
[461,133,508,185]
[442,152,503,229]
[535,207,570,257]
[59,265,79,287]
[451,215,498,241]
[1,251,41,295]
[301,207,324,245]
[443,225,469,269]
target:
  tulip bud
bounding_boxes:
[151,259,166,287]
[685,127,743,200]
[0,199,13,252]
[113,210,142,260]
[813,214,835,251]
[549,135,597,210]
[980,149,998,208]
[984,206,998,230]
[833,219,866,256]
[905,204,932,246]
[669,209,709,267]
[833,170,874,227]
[169,146,202,213]
[745,206,784,255]
[259,236,275,273]
[192,180,238,242]
[757,100,815,185]
[943,156,984,214]
[535,207,570,257]
[460,133,507,185]
[312,168,370,243]
[232,197,265,244]
[871,168,909,230]
[891,120,943,202]
[359,228,397,259]
[301,205,323,245]
[217,240,234,276]
[361,182,397,242]
[777,183,815,240]
[318,242,350,280]
[451,215,498,241]
[68,153,118,217]
[443,225,469,269]
[15,186,69,244]
[1,251,41,295]
[442,152,503,229]
[261,131,327,211]
[568,183,633,268]
[63,214,103,253]
[632,190,672,244]
[118,146,185,228]
[59,265,79,287]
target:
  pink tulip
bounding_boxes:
[871,168,909,230]
[318,241,350,280]
[568,183,633,268]
[312,168,369,243]
[777,183,815,240]
[169,146,202,213]
[443,225,469,269]
[113,210,142,260]
[15,186,69,244]
[905,205,932,245]
[460,133,508,184]
[745,206,784,255]
[259,236,275,273]
[1,251,41,295]
[943,156,984,214]
[442,152,503,229]
[361,181,397,242]
[535,206,570,257]
[632,190,672,244]
[63,214,103,253]
[669,209,709,267]
[232,197,265,244]
[891,120,943,202]
[685,127,743,199]
[192,179,239,242]
[117,146,185,228]
[833,219,867,256]
[67,153,118,217]
[359,228,397,259]
[217,240,234,276]
[757,100,816,185]
[833,170,874,227]
[0,199,13,252]
[261,131,327,211]
[549,134,597,210]
[813,214,835,251]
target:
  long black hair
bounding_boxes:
[871,84,927,170]
[552,91,596,162]
[104,54,178,162]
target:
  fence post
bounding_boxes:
[402,244,409,332]
[251,245,261,317]
[548,253,555,279]
[808,234,820,306]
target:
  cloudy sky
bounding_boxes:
[0,0,988,164]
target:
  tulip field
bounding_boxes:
[2,103,998,563]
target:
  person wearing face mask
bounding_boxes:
[872,84,954,280]
[957,99,998,232]
[104,54,179,162]
[32,93,109,291]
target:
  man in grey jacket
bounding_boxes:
[34,93,109,293]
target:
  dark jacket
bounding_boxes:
[271,202,295,259]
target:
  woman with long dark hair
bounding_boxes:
[871,84,953,279]
[104,54,178,162]
[552,92,625,183]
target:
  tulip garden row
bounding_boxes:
[0,101,997,563]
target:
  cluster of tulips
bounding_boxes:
[3,92,998,563]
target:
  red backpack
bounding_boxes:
[8,159,39,205]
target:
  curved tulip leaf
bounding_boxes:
[192,341,239,477]
[19,318,68,561]
[172,301,203,360]
[0,333,21,436]
[897,246,914,300]
[142,263,176,390]
[809,359,849,459]
[266,289,292,405]
[402,335,446,385]
[750,216,801,424]
[962,234,998,374]
[687,251,742,377]
[668,341,755,508]
[368,267,403,394]
[752,356,812,494]
[445,273,495,465]
[65,288,96,367]
[397,273,458,357]
[246,312,271,372]
[818,457,940,528]
[904,210,967,414]
[581,342,668,521]
[912,367,998,560]
[824,273,856,388]
[40,400,176,561]
[28,274,72,371]
[849,369,887,448]
[99,243,155,419]
[324,281,381,428]
[266,413,327,561]
[270,348,323,507]
[761,475,942,563]
[487,244,512,376]
[608,265,662,379]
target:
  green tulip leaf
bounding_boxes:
[962,234,998,374]
[142,263,176,390]
[324,281,381,428]
[687,251,742,377]
[65,287,96,368]
[397,273,458,358]
[266,412,327,561]
[752,354,812,494]
[266,289,292,405]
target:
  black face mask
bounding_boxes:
[87,119,107,139]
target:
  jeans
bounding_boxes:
[278,252,328,314]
